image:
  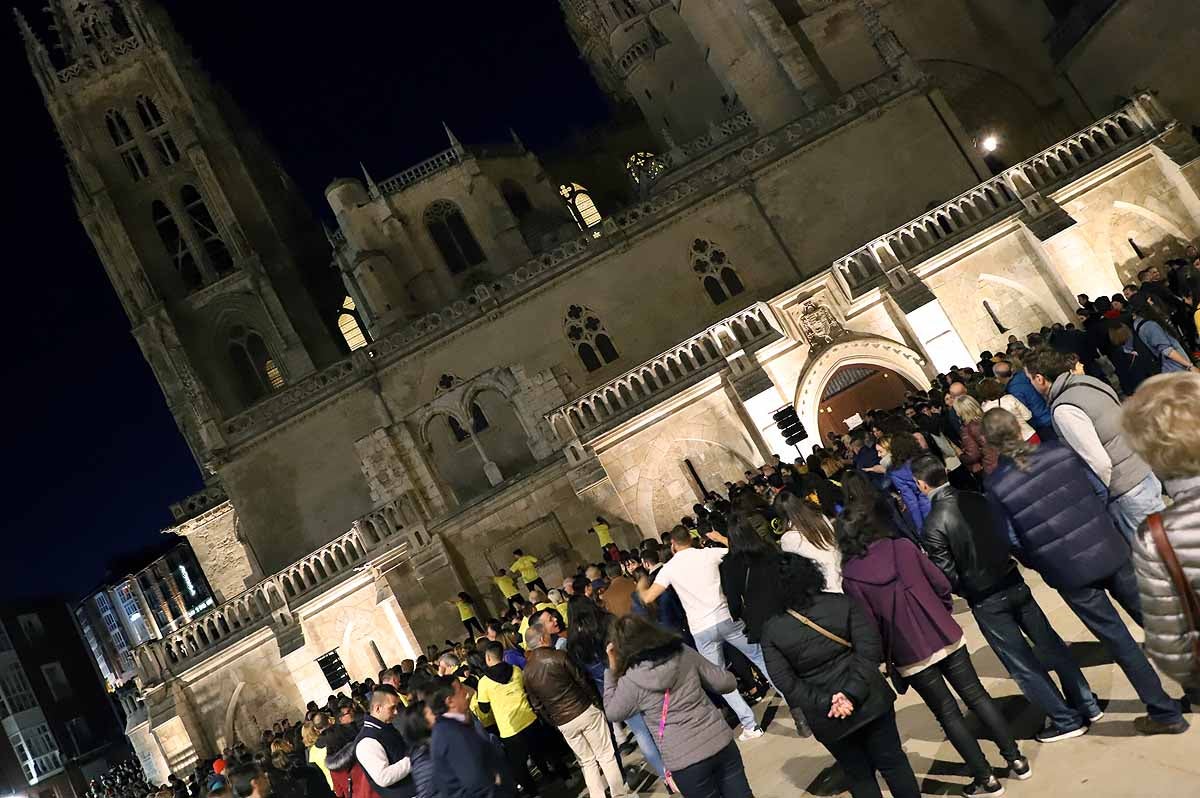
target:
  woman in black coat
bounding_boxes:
[760,554,920,798]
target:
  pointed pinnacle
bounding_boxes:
[359,161,380,197]
[509,126,526,152]
[442,120,465,156]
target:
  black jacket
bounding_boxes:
[760,594,894,744]
[921,486,1022,605]
[720,552,783,643]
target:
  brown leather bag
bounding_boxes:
[1146,513,1200,668]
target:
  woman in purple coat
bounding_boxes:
[837,481,1027,798]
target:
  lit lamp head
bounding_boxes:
[981,135,999,153]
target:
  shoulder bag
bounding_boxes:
[1146,513,1200,670]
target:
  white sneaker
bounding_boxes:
[737,726,764,742]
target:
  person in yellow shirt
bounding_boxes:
[516,591,555,648]
[509,548,547,593]
[492,568,524,611]
[587,515,620,563]
[448,591,484,639]
[475,642,570,789]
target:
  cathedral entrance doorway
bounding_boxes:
[792,338,933,449]
[814,365,919,443]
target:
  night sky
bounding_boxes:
[3,1,608,600]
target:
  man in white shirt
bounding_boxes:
[354,686,414,798]
[638,526,767,740]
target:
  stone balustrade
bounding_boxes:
[547,303,780,440]
[133,497,425,682]
[833,96,1164,297]
[377,148,461,195]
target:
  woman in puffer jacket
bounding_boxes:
[1122,373,1200,700]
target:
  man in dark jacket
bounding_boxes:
[980,410,1188,735]
[353,686,416,798]
[428,677,514,798]
[912,455,1101,742]
[523,627,630,798]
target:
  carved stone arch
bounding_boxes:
[1103,201,1195,288]
[416,408,473,448]
[793,337,931,444]
[632,436,759,536]
[977,273,1059,338]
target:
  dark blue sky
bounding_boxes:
[3,1,608,600]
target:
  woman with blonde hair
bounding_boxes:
[954,394,996,478]
[1122,372,1200,699]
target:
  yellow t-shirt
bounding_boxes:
[493,574,519,598]
[464,678,495,728]
[510,555,540,583]
[476,667,537,738]
[556,601,570,625]
[308,745,333,789]
[455,600,475,621]
[592,523,614,547]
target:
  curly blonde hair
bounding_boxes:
[1122,373,1200,479]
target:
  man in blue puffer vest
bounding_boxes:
[981,408,1188,736]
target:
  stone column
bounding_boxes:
[885,270,974,375]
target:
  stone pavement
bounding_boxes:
[618,571,1199,798]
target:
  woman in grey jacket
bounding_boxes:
[1123,373,1200,700]
[604,614,753,798]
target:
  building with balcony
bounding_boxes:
[0,604,127,798]
[75,538,216,693]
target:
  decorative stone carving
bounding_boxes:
[796,302,847,351]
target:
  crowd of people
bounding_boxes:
[98,250,1200,798]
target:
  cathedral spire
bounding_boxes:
[442,121,467,159]
[509,126,526,154]
[853,0,923,84]
[359,161,380,199]
[14,7,54,90]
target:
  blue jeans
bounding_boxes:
[1058,561,1184,724]
[972,582,1100,732]
[1109,472,1165,543]
[691,618,772,731]
[624,711,667,780]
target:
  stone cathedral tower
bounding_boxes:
[17,0,341,472]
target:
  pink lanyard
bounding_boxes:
[658,689,672,781]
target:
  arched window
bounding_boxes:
[105,110,133,146]
[559,183,602,230]
[470,402,490,433]
[690,238,745,305]
[106,109,150,181]
[423,200,485,274]
[228,325,283,405]
[447,416,471,443]
[152,200,201,290]
[625,151,664,184]
[337,296,368,351]
[499,180,533,221]
[136,95,180,166]
[564,304,619,372]
[181,185,235,274]
[703,275,727,304]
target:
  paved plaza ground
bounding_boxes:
[617,572,1199,798]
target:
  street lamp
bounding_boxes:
[981,134,999,153]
